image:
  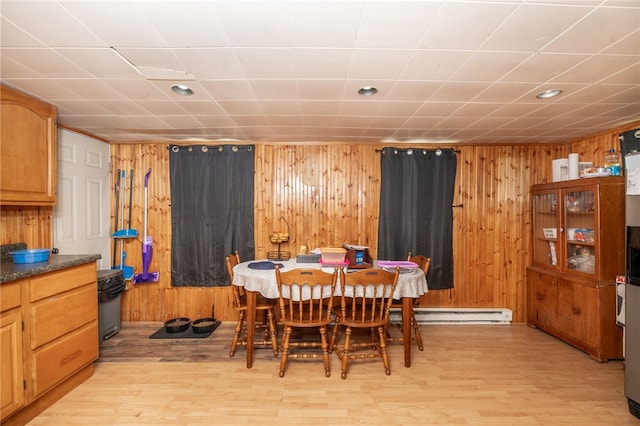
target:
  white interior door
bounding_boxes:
[53,129,111,270]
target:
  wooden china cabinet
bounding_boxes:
[527,177,624,361]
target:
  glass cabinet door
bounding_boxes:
[532,192,559,268]
[564,189,595,274]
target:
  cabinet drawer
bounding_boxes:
[30,284,97,349]
[29,263,96,302]
[0,282,21,312]
[31,321,98,398]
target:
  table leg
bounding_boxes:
[402,296,412,367]
[245,290,257,369]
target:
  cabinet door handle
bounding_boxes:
[573,306,581,315]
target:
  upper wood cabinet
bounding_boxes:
[0,85,57,206]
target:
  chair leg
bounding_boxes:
[377,325,391,375]
[279,325,292,377]
[229,311,245,357]
[411,310,424,351]
[267,309,279,357]
[329,320,339,354]
[341,326,352,379]
[319,325,331,377]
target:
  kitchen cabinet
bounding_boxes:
[0,262,98,425]
[0,282,25,420]
[527,177,624,361]
[0,84,57,206]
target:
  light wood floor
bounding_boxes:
[28,322,636,425]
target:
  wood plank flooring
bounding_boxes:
[27,322,637,425]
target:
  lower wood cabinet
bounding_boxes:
[0,262,98,425]
[527,267,622,362]
[1,282,24,420]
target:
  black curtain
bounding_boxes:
[169,144,254,287]
[378,148,457,290]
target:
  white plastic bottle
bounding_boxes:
[605,148,621,176]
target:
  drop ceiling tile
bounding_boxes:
[2,48,92,78]
[298,80,346,100]
[348,49,412,80]
[414,102,463,117]
[217,100,264,115]
[250,80,299,99]
[174,48,245,79]
[300,101,340,115]
[338,100,383,116]
[430,82,488,102]
[451,52,530,82]
[375,101,423,117]
[419,1,515,50]
[552,54,640,84]
[543,6,640,54]
[472,82,540,103]
[0,17,45,47]
[482,3,592,52]
[289,1,361,48]
[104,79,171,101]
[0,56,44,78]
[1,1,106,47]
[61,1,168,47]
[55,48,140,78]
[233,48,296,79]
[356,1,440,49]
[175,100,226,116]
[501,52,588,83]
[385,81,441,101]
[212,1,292,47]
[136,1,230,48]
[293,48,352,79]
[400,50,472,81]
[200,80,255,100]
[261,100,302,115]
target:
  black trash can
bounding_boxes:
[97,269,125,343]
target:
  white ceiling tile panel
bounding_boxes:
[1,48,92,78]
[0,0,637,144]
[1,1,105,47]
[481,3,593,52]
[289,1,362,48]
[136,1,230,48]
[543,6,640,54]
[60,1,167,47]
[0,17,45,47]
[419,1,516,50]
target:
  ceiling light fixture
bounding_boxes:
[536,89,562,99]
[171,84,194,96]
[358,86,378,96]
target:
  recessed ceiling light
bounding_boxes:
[358,86,378,96]
[536,89,562,99]
[171,84,194,96]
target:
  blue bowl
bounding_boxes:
[10,249,50,264]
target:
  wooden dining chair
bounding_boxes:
[226,251,279,358]
[330,267,399,379]
[386,252,430,351]
[275,266,338,377]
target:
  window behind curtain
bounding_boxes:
[169,144,255,287]
[377,148,457,290]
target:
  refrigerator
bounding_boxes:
[620,128,640,419]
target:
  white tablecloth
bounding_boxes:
[232,259,428,300]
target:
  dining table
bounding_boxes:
[232,258,428,369]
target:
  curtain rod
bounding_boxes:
[375,147,460,154]
[168,144,253,153]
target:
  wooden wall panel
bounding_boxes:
[4,122,637,324]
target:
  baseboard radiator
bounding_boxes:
[390,307,513,325]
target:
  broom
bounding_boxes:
[133,169,159,284]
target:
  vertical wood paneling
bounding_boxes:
[5,122,637,323]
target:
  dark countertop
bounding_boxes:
[0,254,101,284]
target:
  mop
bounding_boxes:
[133,168,159,284]
[111,169,135,280]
